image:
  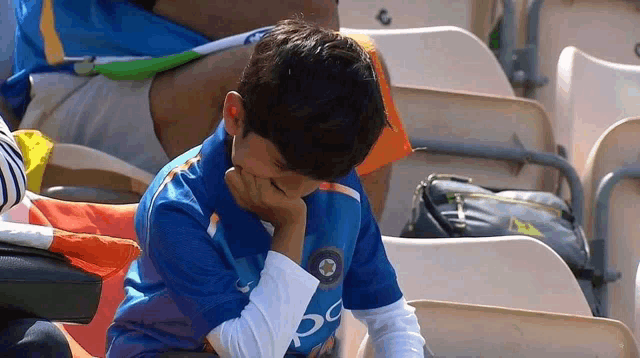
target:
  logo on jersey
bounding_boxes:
[308,247,343,290]
[244,28,271,45]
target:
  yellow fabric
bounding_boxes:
[13,130,55,193]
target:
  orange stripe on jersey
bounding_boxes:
[207,212,220,237]
[319,182,361,202]
[40,0,65,65]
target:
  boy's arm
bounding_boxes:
[206,250,318,357]
[351,297,427,357]
[342,176,426,356]
[149,170,318,357]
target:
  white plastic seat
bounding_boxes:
[341,26,514,97]
[358,299,639,358]
[379,87,556,235]
[635,262,640,341]
[42,143,154,197]
[582,117,640,330]
[555,46,640,176]
[338,0,499,41]
[338,235,592,357]
[533,0,640,122]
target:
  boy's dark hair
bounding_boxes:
[237,18,389,181]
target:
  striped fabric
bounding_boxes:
[0,116,26,215]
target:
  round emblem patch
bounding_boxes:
[308,247,343,290]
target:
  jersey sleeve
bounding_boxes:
[147,200,250,340]
[342,180,403,310]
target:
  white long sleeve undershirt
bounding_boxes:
[206,250,426,357]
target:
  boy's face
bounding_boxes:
[230,132,323,198]
[223,91,322,199]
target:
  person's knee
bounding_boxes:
[153,0,339,39]
[0,319,72,358]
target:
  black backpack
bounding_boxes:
[400,173,607,316]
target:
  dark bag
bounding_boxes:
[400,174,602,315]
[0,242,102,323]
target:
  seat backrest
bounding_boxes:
[582,117,640,329]
[534,0,640,124]
[555,46,640,175]
[44,143,154,197]
[358,299,639,358]
[0,0,16,83]
[341,26,515,97]
[379,86,556,235]
[635,262,640,341]
[338,0,499,41]
[337,235,592,357]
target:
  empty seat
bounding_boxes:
[636,262,640,341]
[582,117,640,329]
[339,0,498,41]
[380,87,556,235]
[44,142,153,197]
[338,235,591,357]
[342,26,514,97]
[533,0,640,119]
[555,46,640,175]
[358,299,639,358]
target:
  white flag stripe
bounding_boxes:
[0,221,54,250]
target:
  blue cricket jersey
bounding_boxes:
[106,122,402,357]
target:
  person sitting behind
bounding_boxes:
[0,114,72,357]
[106,19,426,357]
[8,0,408,223]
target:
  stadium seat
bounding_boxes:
[341,26,515,97]
[379,87,557,235]
[42,143,153,202]
[339,0,498,41]
[635,262,640,341]
[555,46,640,176]
[358,299,639,358]
[338,235,592,357]
[532,0,640,118]
[582,117,640,329]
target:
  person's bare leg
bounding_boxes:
[359,54,397,222]
[149,45,253,159]
[360,163,392,222]
[152,0,339,39]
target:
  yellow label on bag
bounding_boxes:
[509,217,544,238]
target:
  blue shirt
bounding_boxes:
[106,122,402,357]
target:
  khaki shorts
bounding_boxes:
[20,73,170,174]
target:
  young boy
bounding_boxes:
[107,19,426,357]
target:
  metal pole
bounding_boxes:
[523,0,545,98]
[410,137,584,226]
[592,167,640,317]
[499,0,516,80]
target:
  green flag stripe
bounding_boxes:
[93,51,202,80]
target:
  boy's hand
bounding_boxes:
[224,167,306,229]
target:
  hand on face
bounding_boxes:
[224,166,307,229]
